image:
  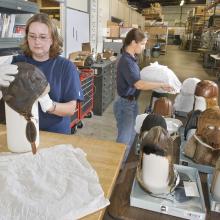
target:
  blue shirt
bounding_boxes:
[12,55,84,134]
[116,52,140,97]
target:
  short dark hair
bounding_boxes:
[21,13,63,58]
[122,28,146,52]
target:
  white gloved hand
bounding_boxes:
[0,91,2,100]
[38,94,54,113]
[0,55,13,65]
[0,64,18,87]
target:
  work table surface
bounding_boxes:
[0,124,126,220]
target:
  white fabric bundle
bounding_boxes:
[0,144,109,220]
[181,77,200,95]
[173,92,195,113]
[173,78,201,113]
[194,96,206,111]
[134,113,182,135]
[140,61,182,94]
[142,153,170,194]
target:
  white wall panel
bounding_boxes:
[110,0,118,18]
[130,9,138,25]
[65,8,90,56]
[118,1,124,20]
[123,4,130,24]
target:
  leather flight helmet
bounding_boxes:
[2,62,50,154]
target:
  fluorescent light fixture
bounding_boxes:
[180,0,184,6]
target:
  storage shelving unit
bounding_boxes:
[145,25,168,54]
[35,0,60,20]
[0,0,39,52]
[185,14,210,52]
[0,0,39,123]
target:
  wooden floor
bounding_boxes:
[76,45,217,141]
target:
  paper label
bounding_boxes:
[183,181,200,197]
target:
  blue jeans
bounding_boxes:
[113,96,138,163]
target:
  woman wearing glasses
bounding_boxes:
[12,13,83,134]
[113,28,173,165]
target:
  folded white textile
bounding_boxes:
[194,95,206,111]
[173,92,195,113]
[0,144,109,220]
[181,77,200,95]
[140,61,182,94]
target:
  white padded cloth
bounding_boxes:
[173,92,195,113]
[134,113,182,135]
[194,95,206,111]
[0,144,109,220]
[181,77,200,95]
[142,153,170,194]
[140,61,182,94]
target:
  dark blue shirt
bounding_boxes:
[116,52,140,97]
[12,55,84,134]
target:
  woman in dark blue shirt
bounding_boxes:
[13,13,83,134]
[113,28,172,165]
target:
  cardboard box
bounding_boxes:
[120,27,132,38]
[103,50,114,59]
[69,51,91,67]
[82,42,91,52]
[107,20,118,27]
[168,28,175,35]
[146,38,156,48]
[109,26,119,38]
[193,6,205,16]
[145,26,167,35]
[103,28,110,37]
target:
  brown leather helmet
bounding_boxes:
[2,62,49,154]
[195,80,218,98]
[140,126,173,159]
[2,62,49,117]
[201,126,220,149]
[196,106,220,136]
[153,97,173,117]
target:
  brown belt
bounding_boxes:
[121,95,137,101]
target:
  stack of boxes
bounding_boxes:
[106,21,120,38]
[145,25,168,53]
[142,3,162,21]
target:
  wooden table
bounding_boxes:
[0,124,126,220]
[106,137,220,220]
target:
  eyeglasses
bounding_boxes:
[28,34,51,42]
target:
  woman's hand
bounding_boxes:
[161,83,175,93]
